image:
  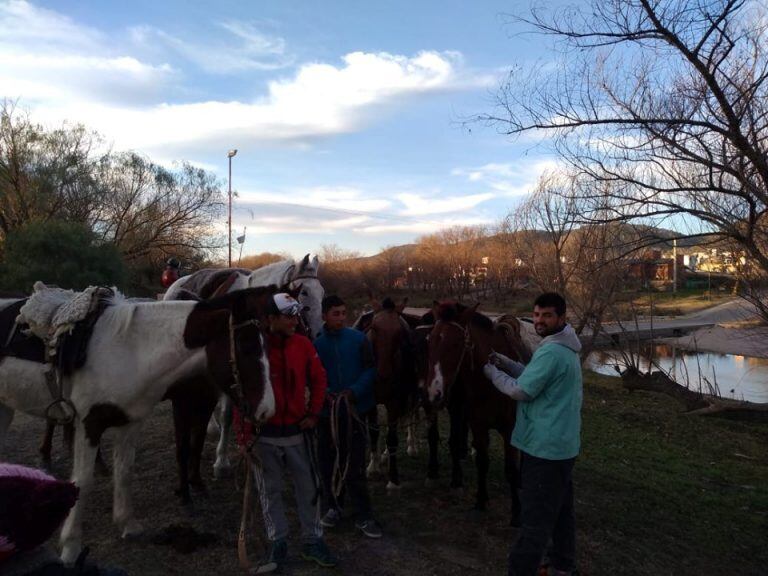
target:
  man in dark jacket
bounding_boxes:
[313,295,382,539]
[249,293,336,573]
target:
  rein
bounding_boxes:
[227,315,261,418]
[227,314,266,573]
[328,393,367,502]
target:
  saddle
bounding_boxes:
[14,282,116,376]
[0,299,45,364]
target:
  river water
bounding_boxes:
[586,343,768,404]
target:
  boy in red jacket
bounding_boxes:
[252,293,336,573]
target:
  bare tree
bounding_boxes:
[483,0,768,315]
[94,152,224,262]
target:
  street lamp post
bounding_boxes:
[227,149,238,267]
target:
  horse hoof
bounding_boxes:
[121,520,144,539]
[406,446,418,457]
[386,481,401,491]
[60,543,81,566]
[366,463,379,478]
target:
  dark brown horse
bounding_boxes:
[165,270,312,504]
[354,297,420,488]
[425,300,528,520]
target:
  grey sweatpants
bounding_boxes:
[252,437,323,543]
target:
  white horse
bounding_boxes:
[163,254,324,481]
[0,287,276,563]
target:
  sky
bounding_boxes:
[0,0,563,259]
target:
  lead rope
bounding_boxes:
[329,394,353,502]
[237,431,261,573]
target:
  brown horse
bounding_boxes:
[425,300,528,520]
[354,297,420,488]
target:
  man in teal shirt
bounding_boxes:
[483,293,582,576]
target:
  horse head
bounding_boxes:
[426,300,483,407]
[183,286,277,423]
[367,297,410,385]
[289,254,324,340]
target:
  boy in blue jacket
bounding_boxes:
[313,295,383,539]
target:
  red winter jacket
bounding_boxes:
[263,332,327,435]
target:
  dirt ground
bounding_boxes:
[4,403,520,576]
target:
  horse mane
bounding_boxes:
[194,285,278,310]
[469,311,494,332]
[435,300,493,332]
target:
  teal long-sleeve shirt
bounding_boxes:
[314,326,377,414]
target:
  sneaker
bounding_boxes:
[301,539,338,568]
[253,539,288,574]
[355,518,383,539]
[320,508,341,528]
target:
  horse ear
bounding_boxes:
[311,254,319,272]
[460,303,479,322]
[184,307,230,348]
[211,272,240,299]
[396,297,408,314]
[297,254,310,272]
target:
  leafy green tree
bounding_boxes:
[0,220,125,292]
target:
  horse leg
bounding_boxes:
[213,394,234,479]
[385,412,400,489]
[504,442,522,526]
[190,392,218,492]
[366,408,381,477]
[60,421,98,565]
[472,425,490,511]
[0,404,14,454]
[171,397,192,504]
[406,410,419,457]
[447,404,464,490]
[112,421,144,539]
[39,419,55,467]
[426,414,439,483]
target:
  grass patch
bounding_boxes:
[575,372,767,575]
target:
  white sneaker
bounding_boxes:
[320,508,341,528]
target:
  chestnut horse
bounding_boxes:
[425,301,529,520]
[354,297,420,488]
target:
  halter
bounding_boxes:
[432,319,478,405]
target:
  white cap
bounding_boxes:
[271,293,301,316]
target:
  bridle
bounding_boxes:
[430,319,478,404]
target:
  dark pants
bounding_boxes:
[508,452,576,576]
[317,408,373,521]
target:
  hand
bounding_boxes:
[483,363,498,380]
[299,415,319,430]
[488,352,502,366]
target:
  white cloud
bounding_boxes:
[396,191,496,215]
[452,158,561,196]
[238,186,392,214]
[129,20,292,73]
[0,1,176,106]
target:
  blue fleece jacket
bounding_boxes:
[314,326,376,415]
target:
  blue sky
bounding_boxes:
[0,0,562,259]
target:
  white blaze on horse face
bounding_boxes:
[255,340,275,421]
[428,362,445,403]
